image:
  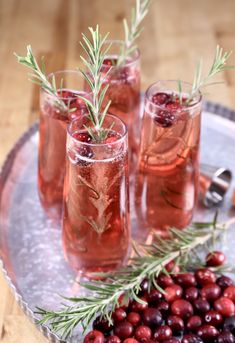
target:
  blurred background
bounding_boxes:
[0,0,235,342]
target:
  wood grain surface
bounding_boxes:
[0,0,235,341]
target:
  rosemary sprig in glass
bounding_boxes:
[14,46,68,112]
[117,0,150,66]
[35,219,227,338]
[78,25,113,142]
[182,45,235,105]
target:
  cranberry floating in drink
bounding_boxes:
[39,70,89,220]
[135,80,202,235]
[62,114,130,273]
[99,41,141,164]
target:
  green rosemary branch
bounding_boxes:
[78,25,112,141]
[186,45,235,104]
[117,0,150,66]
[14,46,67,111]
[35,220,227,338]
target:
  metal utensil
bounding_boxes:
[200,163,233,208]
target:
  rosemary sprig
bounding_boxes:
[185,45,235,104]
[36,220,227,338]
[117,0,150,66]
[14,46,68,111]
[78,25,112,141]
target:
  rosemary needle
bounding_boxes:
[117,0,151,66]
[179,45,235,105]
[78,25,113,141]
[14,46,68,112]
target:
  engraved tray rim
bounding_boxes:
[0,100,235,343]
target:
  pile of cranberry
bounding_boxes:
[84,251,235,343]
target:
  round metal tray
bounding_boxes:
[0,101,235,343]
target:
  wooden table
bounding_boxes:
[0,0,235,341]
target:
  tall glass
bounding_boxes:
[98,41,141,165]
[38,70,89,220]
[134,80,202,237]
[62,114,130,274]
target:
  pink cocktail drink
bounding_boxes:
[62,115,130,274]
[39,71,88,220]
[99,41,141,163]
[135,81,202,236]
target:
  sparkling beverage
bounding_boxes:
[134,81,202,236]
[62,115,130,273]
[89,41,141,164]
[38,71,88,220]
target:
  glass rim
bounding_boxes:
[41,69,89,100]
[145,80,203,110]
[102,40,140,68]
[67,113,128,148]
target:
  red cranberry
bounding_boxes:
[214,297,235,317]
[58,89,74,98]
[171,299,194,319]
[157,274,174,288]
[154,110,176,128]
[142,307,163,327]
[77,146,94,164]
[73,132,92,143]
[157,301,170,318]
[84,330,104,343]
[194,298,210,314]
[201,283,221,302]
[103,58,114,66]
[102,58,115,71]
[217,276,233,289]
[139,278,149,295]
[224,286,235,301]
[206,251,226,267]
[118,294,129,309]
[152,92,171,105]
[165,260,180,273]
[93,316,112,333]
[131,297,148,312]
[204,310,223,327]
[135,325,152,341]
[59,90,83,108]
[216,332,235,343]
[165,101,180,110]
[195,269,216,286]
[166,315,184,334]
[127,312,141,326]
[164,285,183,303]
[197,324,219,341]
[154,325,172,342]
[162,339,180,343]
[182,334,203,343]
[123,339,139,343]
[147,289,163,305]
[106,336,121,343]
[174,273,196,288]
[105,136,119,144]
[68,110,82,121]
[223,316,235,335]
[75,96,88,107]
[185,287,199,302]
[114,321,134,340]
[186,316,202,332]
[112,308,127,322]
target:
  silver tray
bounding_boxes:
[0,101,235,343]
